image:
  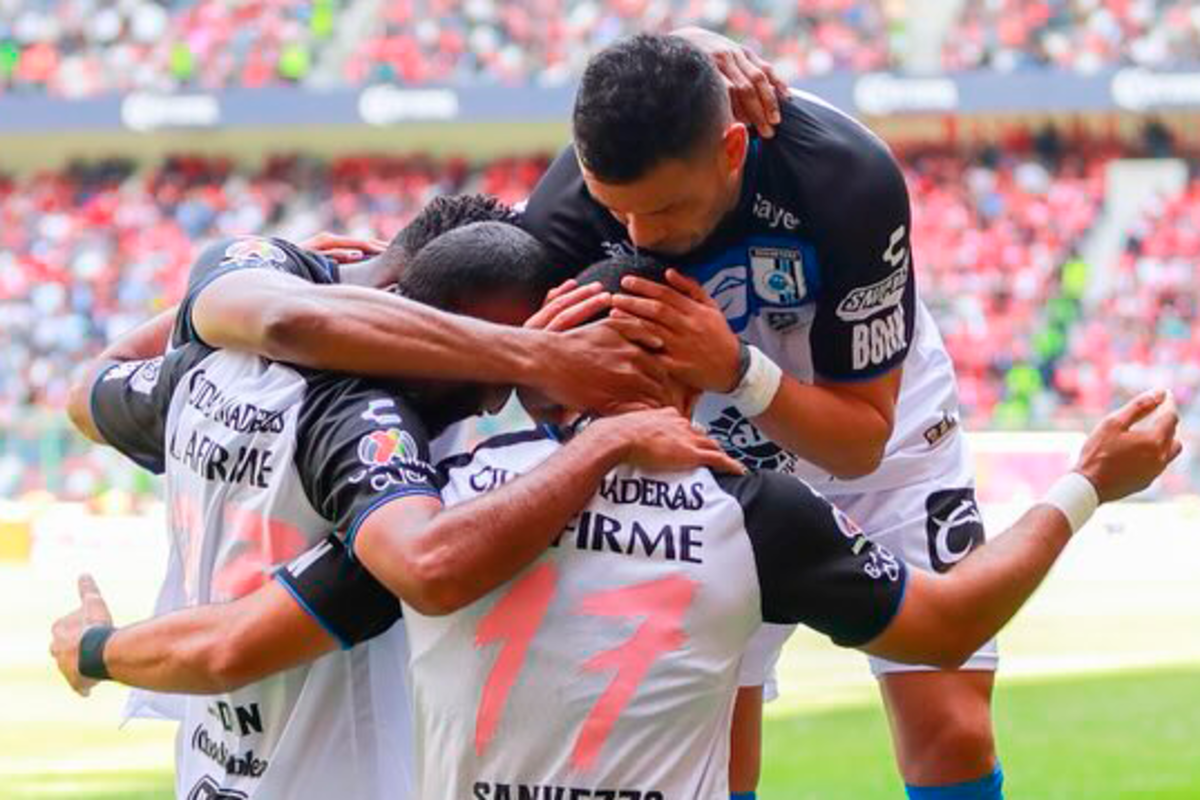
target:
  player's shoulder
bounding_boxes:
[766,92,906,212]
[712,470,828,528]
[521,144,620,273]
[297,372,433,446]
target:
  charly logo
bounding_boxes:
[706,407,797,473]
[703,265,748,322]
[925,488,985,573]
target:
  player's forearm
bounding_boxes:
[924,505,1073,666]
[99,305,179,362]
[754,377,892,479]
[242,284,548,386]
[104,606,254,694]
[361,422,631,615]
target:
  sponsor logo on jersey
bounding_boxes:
[358,428,419,468]
[102,360,144,382]
[221,237,287,269]
[702,265,748,322]
[186,371,286,435]
[130,356,164,395]
[752,193,801,231]
[706,407,798,473]
[835,265,908,322]
[599,475,706,511]
[361,398,403,426]
[851,305,906,370]
[191,725,269,778]
[750,247,806,306]
[923,411,959,447]
[832,506,871,554]
[350,427,432,491]
[187,776,248,800]
[554,510,704,564]
[864,545,902,582]
[925,488,985,573]
[601,240,635,258]
[765,311,801,331]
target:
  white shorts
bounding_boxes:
[740,471,999,694]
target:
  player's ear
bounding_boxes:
[719,123,749,180]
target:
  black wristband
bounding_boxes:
[734,340,753,386]
[78,625,116,681]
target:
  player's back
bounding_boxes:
[404,427,906,799]
[93,341,436,800]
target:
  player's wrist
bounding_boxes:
[719,345,782,418]
[1041,471,1100,535]
[575,417,635,467]
[78,624,116,682]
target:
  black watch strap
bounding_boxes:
[78,625,116,681]
[734,340,752,387]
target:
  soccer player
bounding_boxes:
[55,253,1181,800]
[56,221,736,800]
[515,33,1012,799]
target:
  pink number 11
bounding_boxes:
[473,562,697,771]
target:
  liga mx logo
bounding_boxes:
[707,407,797,473]
[358,428,419,468]
[925,488,986,573]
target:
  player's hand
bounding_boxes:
[300,232,389,264]
[590,408,745,475]
[524,280,614,333]
[538,317,673,413]
[611,269,741,393]
[49,574,114,697]
[671,26,789,138]
[1074,389,1183,503]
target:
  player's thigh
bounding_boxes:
[878,670,997,784]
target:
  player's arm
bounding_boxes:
[353,409,742,615]
[50,534,399,696]
[66,306,179,444]
[866,391,1181,667]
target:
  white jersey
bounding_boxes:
[695,295,966,498]
[89,238,440,800]
[347,429,907,800]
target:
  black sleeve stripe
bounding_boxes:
[718,471,907,648]
[274,534,401,650]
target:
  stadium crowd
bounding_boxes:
[6,0,1200,98]
[2,140,1198,497]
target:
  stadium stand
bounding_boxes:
[943,0,1200,73]
[3,142,1197,498]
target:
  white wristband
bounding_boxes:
[723,345,782,418]
[1041,472,1100,535]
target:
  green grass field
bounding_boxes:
[3,503,1200,799]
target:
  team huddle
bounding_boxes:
[50,32,1181,800]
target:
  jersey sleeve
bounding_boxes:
[519,145,612,281]
[172,236,338,348]
[732,472,907,647]
[806,142,916,381]
[89,345,208,474]
[274,533,401,649]
[293,377,442,541]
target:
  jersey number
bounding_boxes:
[473,562,697,770]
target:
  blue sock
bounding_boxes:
[730,794,756,800]
[905,765,1004,800]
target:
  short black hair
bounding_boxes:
[575,250,670,298]
[376,193,521,277]
[395,221,555,313]
[574,34,728,184]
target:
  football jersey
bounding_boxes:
[90,237,434,800]
[285,427,908,799]
[521,91,967,498]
